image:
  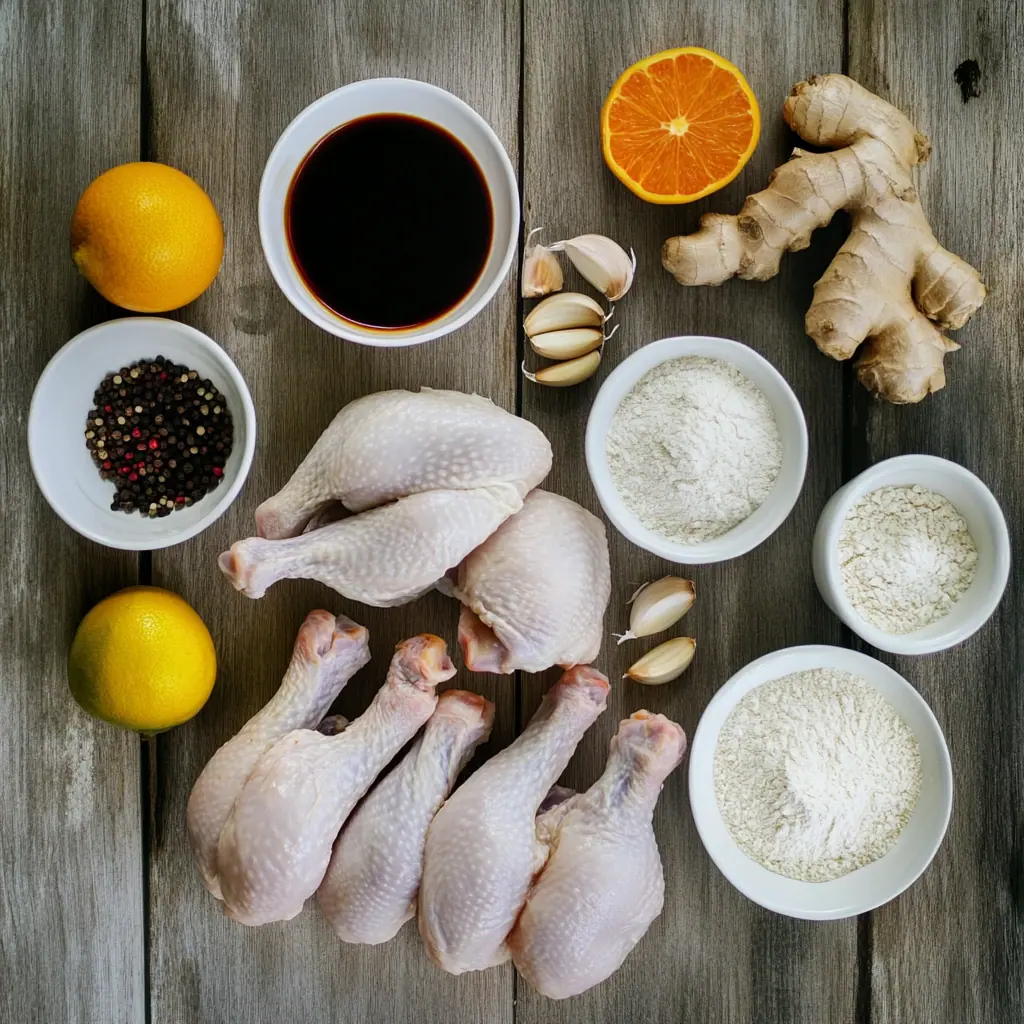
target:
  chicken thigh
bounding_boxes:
[450,490,611,673]
[219,484,522,605]
[217,635,454,926]
[418,665,609,974]
[255,388,552,539]
[186,611,370,898]
[317,689,494,945]
[509,712,687,999]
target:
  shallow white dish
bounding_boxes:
[585,336,807,564]
[259,78,519,346]
[29,317,256,551]
[813,454,1010,655]
[688,644,952,920]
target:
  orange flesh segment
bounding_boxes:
[605,52,757,200]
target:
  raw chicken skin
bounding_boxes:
[418,666,609,974]
[255,388,553,539]
[219,484,522,606]
[453,490,611,673]
[317,689,494,945]
[509,712,687,999]
[186,611,370,898]
[217,635,454,926]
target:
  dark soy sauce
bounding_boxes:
[286,114,493,330]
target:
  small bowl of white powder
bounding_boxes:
[585,336,807,563]
[688,645,952,920]
[813,455,1010,655]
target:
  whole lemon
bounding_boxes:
[68,586,217,733]
[70,161,224,312]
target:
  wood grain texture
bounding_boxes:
[847,3,1024,1021]
[144,1,520,1021]
[0,2,145,1023]
[519,3,857,1022]
[6,2,1021,1022]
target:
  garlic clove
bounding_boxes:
[614,576,695,644]
[521,227,564,298]
[550,234,636,301]
[522,350,601,387]
[624,637,696,685]
[524,291,608,335]
[530,327,605,361]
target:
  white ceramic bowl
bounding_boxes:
[585,336,808,563]
[259,78,519,346]
[813,455,1010,655]
[29,317,256,551]
[689,644,952,920]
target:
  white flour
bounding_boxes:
[838,484,978,634]
[714,668,921,882]
[606,357,782,544]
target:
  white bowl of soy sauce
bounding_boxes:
[259,78,520,346]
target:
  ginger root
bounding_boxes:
[661,74,987,403]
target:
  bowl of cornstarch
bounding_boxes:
[585,336,807,563]
[813,455,1010,655]
[688,645,952,920]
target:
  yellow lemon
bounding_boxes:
[68,586,217,733]
[70,161,224,312]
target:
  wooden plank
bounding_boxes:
[144,1,520,1021]
[519,3,857,1022]
[0,2,145,1023]
[846,3,1024,1021]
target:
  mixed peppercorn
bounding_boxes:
[85,356,233,516]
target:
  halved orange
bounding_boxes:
[601,47,760,205]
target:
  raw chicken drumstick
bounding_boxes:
[509,712,687,999]
[217,634,454,926]
[418,665,609,974]
[255,388,553,539]
[219,484,522,605]
[317,689,495,944]
[450,490,611,673]
[186,611,370,899]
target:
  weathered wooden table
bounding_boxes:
[4,1,1022,1021]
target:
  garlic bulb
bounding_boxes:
[524,291,608,335]
[614,577,695,644]
[624,637,696,685]
[522,350,601,387]
[521,227,563,298]
[550,234,636,300]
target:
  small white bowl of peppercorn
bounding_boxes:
[29,317,256,551]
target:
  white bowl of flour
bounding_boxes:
[585,336,807,563]
[813,455,1010,654]
[688,645,953,920]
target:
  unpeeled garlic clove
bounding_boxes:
[522,349,601,387]
[625,637,696,685]
[614,576,695,644]
[524,291,608,335]
[530,327,602,360]
[550,234,636,301]
[529,323,618,361]
[521,227,564,298]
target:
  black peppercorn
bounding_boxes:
[86,357,233,517]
